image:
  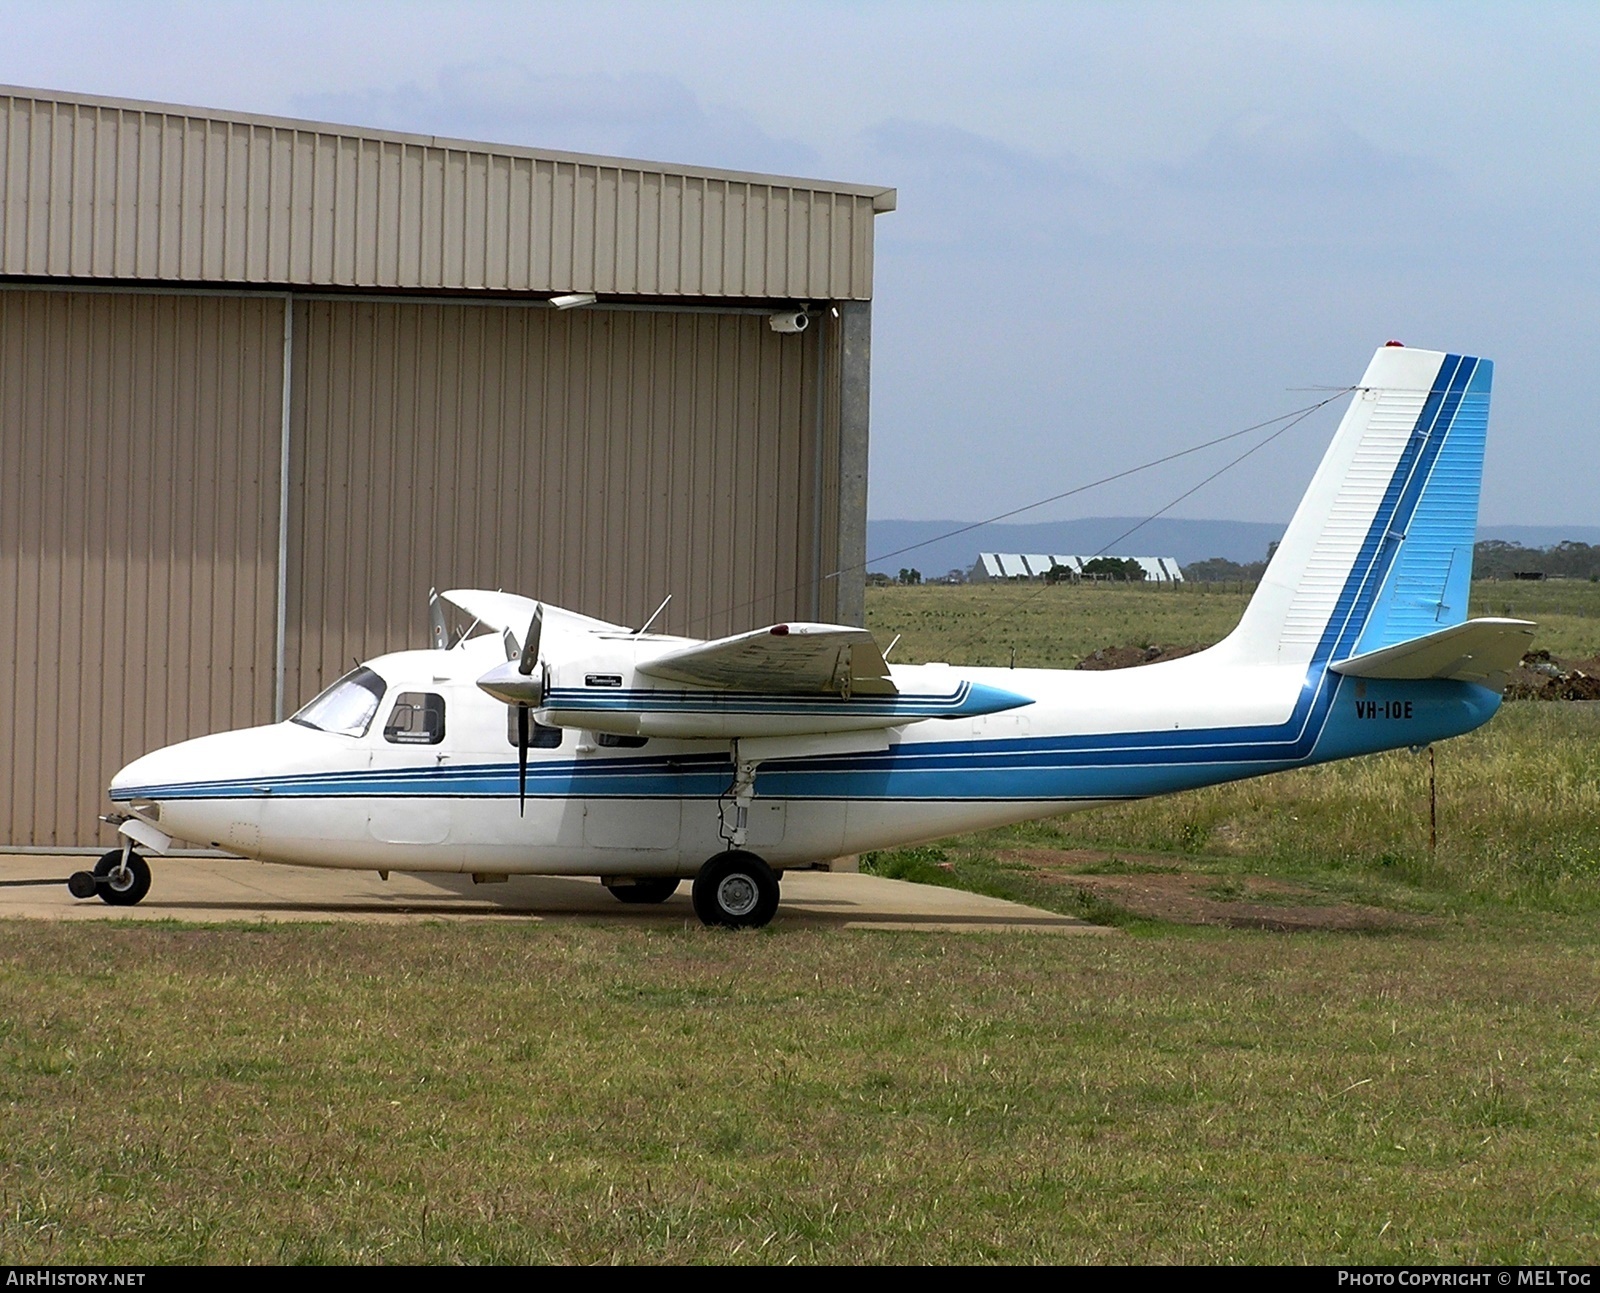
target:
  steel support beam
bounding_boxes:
[835,301,873,627]
[273,294,293,721]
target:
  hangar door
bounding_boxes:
[282,300,837,713]
[0,289,283,847]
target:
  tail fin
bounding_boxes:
[1219,345,1492,669]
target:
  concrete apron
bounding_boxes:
[0,853,1105,934]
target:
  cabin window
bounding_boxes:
[384,692,447,745]
[505,709,564,749]
[596,732,648,748]
[291,667,387,738]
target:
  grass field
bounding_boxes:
[865,581,1253,669]
[865,577,1600,668]
[1467,579,1600,661]
[2,579,1597,1264]
[864,700,1600,916]
[2,916,1596,1263]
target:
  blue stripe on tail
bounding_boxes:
[1351,356,1491,655]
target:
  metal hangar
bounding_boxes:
[0,85,896,847]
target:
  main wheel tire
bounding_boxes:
[606,877,681,904]
[691,851,780,929]
[93,849,151,907]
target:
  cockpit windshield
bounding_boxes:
[291,666,388,737]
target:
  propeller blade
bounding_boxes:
[517,703,529,818]
[518,604,544,677]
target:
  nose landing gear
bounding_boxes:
[67,848,152,906]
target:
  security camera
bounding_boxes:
[768,310,809,334]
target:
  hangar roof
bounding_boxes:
[0,85,894,301]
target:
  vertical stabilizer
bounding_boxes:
[1218,346,1492,669]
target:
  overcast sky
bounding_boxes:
[5,1,1597,528]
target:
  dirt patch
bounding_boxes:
[997,847,1426,932]
[1503,650,1600,701]
[1074,643,1205,670]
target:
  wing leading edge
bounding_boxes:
[637,622,896,697]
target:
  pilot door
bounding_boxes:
[366,688,452,846]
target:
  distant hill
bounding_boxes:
[1476,525,1600,549]
[865,519,1600,579]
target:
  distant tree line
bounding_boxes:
[1180,541,1600,583]
[1045,557,1147,583]
[1471,541,1600,580]
[1181,556,1269,583]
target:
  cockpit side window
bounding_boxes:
[384,692,447,745]
[291,667,387,737]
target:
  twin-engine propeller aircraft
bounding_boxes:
[85,344,1533,927]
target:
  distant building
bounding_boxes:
[968,553,1185,583]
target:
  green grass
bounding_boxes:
[863,579,1600,916]
[929,702,1600,911]
[866,582,1253,668]
[1469,579,1600,660]
[868,578,1600,668]
[2,918,1597,1264]
[2,578,1596,1264]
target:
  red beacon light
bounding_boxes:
[770,624,790,636]
[1384,339,1405,347]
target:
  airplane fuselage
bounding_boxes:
[110,635,1499,878]
[95,344,1515,926]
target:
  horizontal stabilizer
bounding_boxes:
[1330,617,1535,685]
[638,622,896,696]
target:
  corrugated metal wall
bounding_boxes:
[284,300,833,711]
[0,289,281,846]
[0,288,837,845]
[1,89,885,300]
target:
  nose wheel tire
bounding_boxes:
[692,851,780,929]
[87,849,152,906]
[605,878,681,904]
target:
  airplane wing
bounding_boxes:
[439,589,629,641]
[637,622,897,697]
[1330,617,1536,685]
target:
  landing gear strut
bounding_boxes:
[720,749,760,849]
[692,850,780,929]
[68,847,152,906]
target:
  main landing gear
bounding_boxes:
[692,850,780,929]
[603,854,782,929]
[67,848,152,906]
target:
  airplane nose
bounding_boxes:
[109,725,287,800]
[110,743,192,800]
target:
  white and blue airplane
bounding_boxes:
[86,343,1534,927]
